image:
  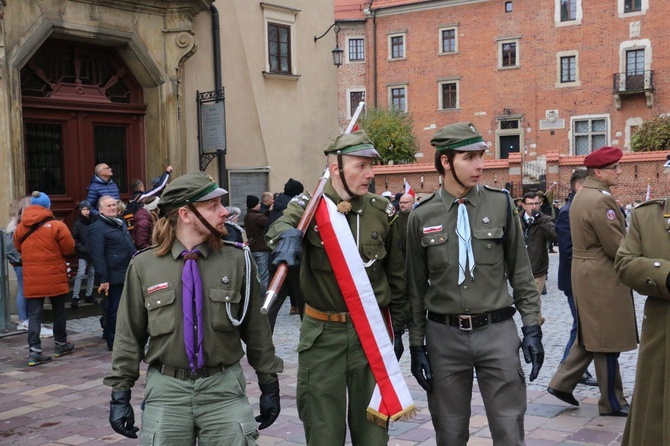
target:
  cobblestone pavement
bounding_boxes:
[0,252,642,445]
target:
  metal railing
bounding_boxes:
[613,70,654,94]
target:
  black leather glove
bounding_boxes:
[410,345,433,392]
[393,328,404,361]
[531,210,541,220]
[271,228,303,268]
[109,390,139,439]
[521,325,544,382]
[255,380,280,430]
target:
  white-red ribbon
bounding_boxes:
[314,196,415,427]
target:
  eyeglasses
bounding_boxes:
[599,164,621,171]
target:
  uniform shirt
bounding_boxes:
[104,240,283,391]
[406,185,541,347]
[266,181,409,331]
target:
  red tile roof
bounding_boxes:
[335,0,368,21]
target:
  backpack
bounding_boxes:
[3,231,21,265]
[123,200,140,232]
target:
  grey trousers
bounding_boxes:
[426,317,527,446]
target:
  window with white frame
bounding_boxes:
[556,51,580,87]
[498,39,519,68]
[439,81,459,110]
[439,27,457,54]
[347,89,366,118]
[617,40,651,91]
[388,33,406,60]
[389,85,407,112]
[555,0,582,25]
[347,37,365,62]
[572,116,608,155]
[619,0,648,16]
[262,4,299,76]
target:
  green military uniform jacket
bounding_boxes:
[570,177,637,352]
[265,181,409,330]
[104,240,283,391]
[406,185,541,347]
[615,198,670,446]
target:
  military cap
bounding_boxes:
[431,122,488,152]
[583,146,622,168]
[158,171,227,210]
[323,130,380,158]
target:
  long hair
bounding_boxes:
[152,206,226,256]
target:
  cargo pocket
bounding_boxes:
[145,290,176,337]
[240,419,260,444]
[296,321,324,422]
[209,288,241,332]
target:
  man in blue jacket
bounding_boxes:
[87,163,120,214]
[89,195,136,350]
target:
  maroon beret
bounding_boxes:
[583,146,622,168]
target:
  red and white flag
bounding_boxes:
[314,196,415,427]
[404,180,415,198]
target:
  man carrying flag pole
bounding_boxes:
[266,130,413,445]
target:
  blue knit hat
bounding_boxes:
[30,191,51,209]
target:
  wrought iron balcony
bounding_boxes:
[613,70,654,94]
[613,70,654,109]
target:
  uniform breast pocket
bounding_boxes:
[306,228,332,272]
[472,227,504,265]
[421,231,449,271]
[145,289,177,337]
[208,288,242,332]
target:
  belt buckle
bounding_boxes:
[328,312,346,323]
[458,315,473,332]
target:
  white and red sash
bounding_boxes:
[314,196,415,427]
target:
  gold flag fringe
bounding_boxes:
[367,404,418,429]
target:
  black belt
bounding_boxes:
[154,363,226,381]
[427,307,516,332]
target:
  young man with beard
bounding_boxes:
[105,172,283,444]
[405,122,543,445]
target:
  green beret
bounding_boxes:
[158,171,227,210]
[431,122,488,152]
[323,130,380,158]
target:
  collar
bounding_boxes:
[170,239,211,260]
[324,180,367,215]
[584,176,612,193]
[439,185,480,212]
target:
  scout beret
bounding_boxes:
[583,146,622,168]
[323,130,380,158]
[158,171,227,210]
[431,122,488,152]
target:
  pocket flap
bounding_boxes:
[362,243,387,261]
[473,227,504,240]
[420,231,448,247]
[209,288,242,304]
[296,323,324,353]
[145,289,176,311]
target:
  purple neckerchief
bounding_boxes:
[181,249,205,372]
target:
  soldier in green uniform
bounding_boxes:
[615,156,670,445]
[266,130,409,446]
[406,122,543,446]
[104,171,283,445]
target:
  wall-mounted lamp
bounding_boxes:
[314,23,343,68]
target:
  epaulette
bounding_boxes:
[369,194,396,219]
[636,198,665,208]
[132,245,155,258]
[414,191,436,207]
[223,240,247,250]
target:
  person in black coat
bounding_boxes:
[88,195,136,350]
[71,200,96,308]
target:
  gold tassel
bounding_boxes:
[366,404,418,429]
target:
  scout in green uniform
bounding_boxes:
[265,131,409,446]
[104,171,283,445]
[547,146,636,417]
[616,157,670,445]
[406,122,543,446]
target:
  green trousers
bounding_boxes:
[297,315,388,446]
[140,362,259,446]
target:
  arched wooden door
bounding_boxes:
[21,39,146,224]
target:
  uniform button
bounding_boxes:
[654,261,661,267]
[157,300,161,305]
[321,241,324,245]
[488,232,492,236]
[375,254,378,258]
[372,198,376,203]
[431,239,435,243]
[646,279,654,285]
[225,296,231,302]
[463,286,468,290]
[147,303,151,307]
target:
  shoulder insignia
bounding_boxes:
[290,192,311,209]
[415,192,436,207]
[388,212,399,225]
[637,198,665,208]
[223,240,246,250]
